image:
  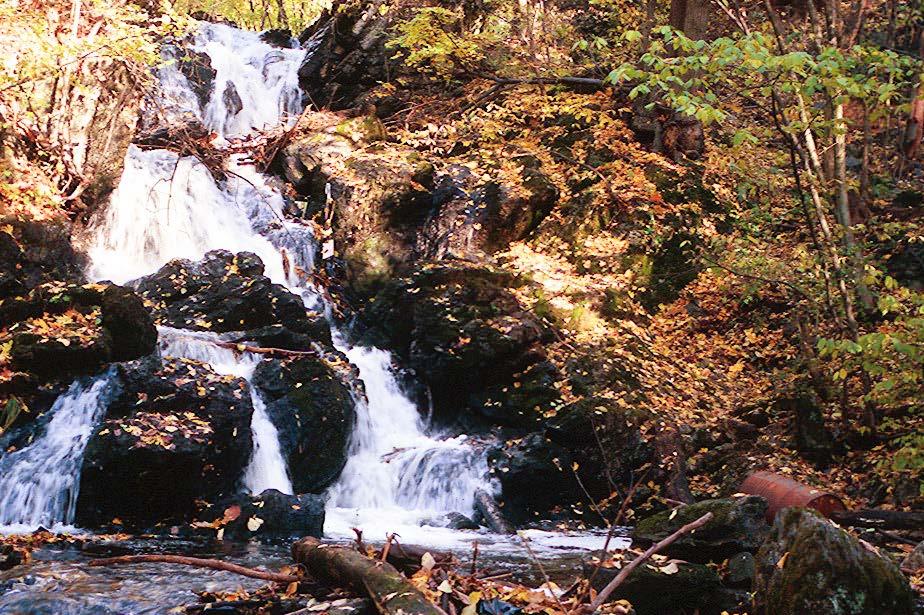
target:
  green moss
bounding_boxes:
[754,508,915,615]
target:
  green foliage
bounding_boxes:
[387,7,488,81]
[606,28,921,129]
[818,278,924,407]
[172,0,328,34]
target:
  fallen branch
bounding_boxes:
[474,489,515,534]
[165,331,316,357]
[587,512,714,611]
[87,554,300,583]
[292,537,446,615]
[831,509,924,531]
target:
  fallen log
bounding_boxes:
[474,489,514,534]
[292,537,446,615]
[87,554,300,583]
[383,541,454,575]
[587,512,714,611]
[830,509,924,531]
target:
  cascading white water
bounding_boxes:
[159,327,293,495]
[326,342,493,538]
[0,21,631,558]
[0,371,115,531]
[82,20,496,536]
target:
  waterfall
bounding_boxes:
[80,19,495,538]
[0,370,115,531]
[159,327,293,495]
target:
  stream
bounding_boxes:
[0,20,627,613]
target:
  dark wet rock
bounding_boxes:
[221,81,243,116]
[0,545,23,571]
[76,355,254,529]
[260,28,296,48]
[415,158,558,262]
[632,496,770,563]
[487,433,578,524]
[296,8,389,110]
[0,219,82,296]
[445,512,479,530]
[2,282,156,380]
[176,48,217,111]
[902,540,924,573]
[753,507,914,615]
[584,553,722,615]
[252,352,357,493]
[545,397,652,500]
[221,323,331,350]
[724,551,756,588]
[133,250,313,337]
[360,263,559,426]
[196,489,325,539]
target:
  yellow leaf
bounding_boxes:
[776,552,789,569]
[246,516,264,532]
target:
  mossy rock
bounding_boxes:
[632,496,769,563]
[585,555,722,615]
[753,507,915,615]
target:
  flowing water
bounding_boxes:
[0,21,627,610]
[0,371,116,533]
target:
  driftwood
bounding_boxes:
[87,554,300,583]
[831,509,924,531]
[587,512,714,611]
[292,537,446,615]
[165,330,317,357]
[474,489,515,534]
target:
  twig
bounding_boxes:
[518,533,568,615]
[87,554,300,583]
[470,540,479,575]
[587,512,714,611]
[381,533,397,562]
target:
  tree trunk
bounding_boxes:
[652,424,694,504]
[292,538,446,615]
[669,0,709,40]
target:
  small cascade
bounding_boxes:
[80,20,495,539]
[0,370,115,531]
[159,327,293,495]
[327,343,493,536]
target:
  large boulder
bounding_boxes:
[76,355,254,529]
[194,489,325,540]
[281,115,434,294]
[132,250,325,340]
[252,352,357,493]
[360,263,560,426]
[0,282,156,436]
[487,432,579,524]
[584,553,723,615]
[632,496,770,563]
[1,283,156,377]
[545,397,652,501]
[414,158,558,261]
[753,507,915,615]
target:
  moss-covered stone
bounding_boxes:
[753,507,915,615]
[632,496,769,563]
[585,554,722,615]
